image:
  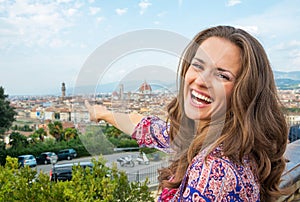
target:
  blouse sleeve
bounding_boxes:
[132,116,173,153]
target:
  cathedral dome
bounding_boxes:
[139,81,152,93]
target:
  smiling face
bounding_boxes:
[183,37,241,121]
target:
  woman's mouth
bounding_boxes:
[191,90,213,105]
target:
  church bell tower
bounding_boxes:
[61,82,66,100]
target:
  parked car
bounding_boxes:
[57,148,77,160]
[50,162,93,181]
[18,155,37,167]
[36,152,58,165]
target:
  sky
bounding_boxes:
[0,0,300,96]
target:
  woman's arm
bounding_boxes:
[85,100,143,135]
[85,101,171,152]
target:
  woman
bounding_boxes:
[85,25,288,201]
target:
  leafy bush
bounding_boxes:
[140,147,158,154]
[108,137,138,148]
[0,156,155,201]
[79,126,115,156]
[4,124,142,161]
[5,134,114,159]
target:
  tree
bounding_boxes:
[0,141,6,165]
[9,132,29,149]
[30,128,47,142]
[0,87,17,135]
[21,124,33,132]
[48,121,63,141]
[12,124,18,131]
[80,126,114,155]
[64,128,78,141]
[104,125,122,138]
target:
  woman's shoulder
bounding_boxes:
[189,147,239,176]
[191,146,257,177]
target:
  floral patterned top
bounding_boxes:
[132,116,261,202]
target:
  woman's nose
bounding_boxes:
[195,70,211,88]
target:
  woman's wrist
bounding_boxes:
[98,110,113,122]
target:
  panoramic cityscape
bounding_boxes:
[5,81,174,143]
[0,0,300,201]
[4,76,300,143]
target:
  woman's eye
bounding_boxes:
[216,73,231,81]
[192,63,204,70]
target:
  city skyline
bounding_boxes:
[1,0,300,96]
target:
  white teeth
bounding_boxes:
[191,90,213,103]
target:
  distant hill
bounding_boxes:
[274,71,300,90]
[276,78,300,90]
[70,80,177,95]
[274,71,300,80]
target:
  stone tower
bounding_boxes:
[61,82,66,100]
[119,84,124,100]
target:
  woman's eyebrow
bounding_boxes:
[216,67,236,78]
[193,57,206,64]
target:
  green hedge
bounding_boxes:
[5,128,116,160]
[0,156,154,202]
[5,138,91,159]
[108,137,138,148]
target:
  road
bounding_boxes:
[34,151,167,184]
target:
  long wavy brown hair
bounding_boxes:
[158,25,288,201]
